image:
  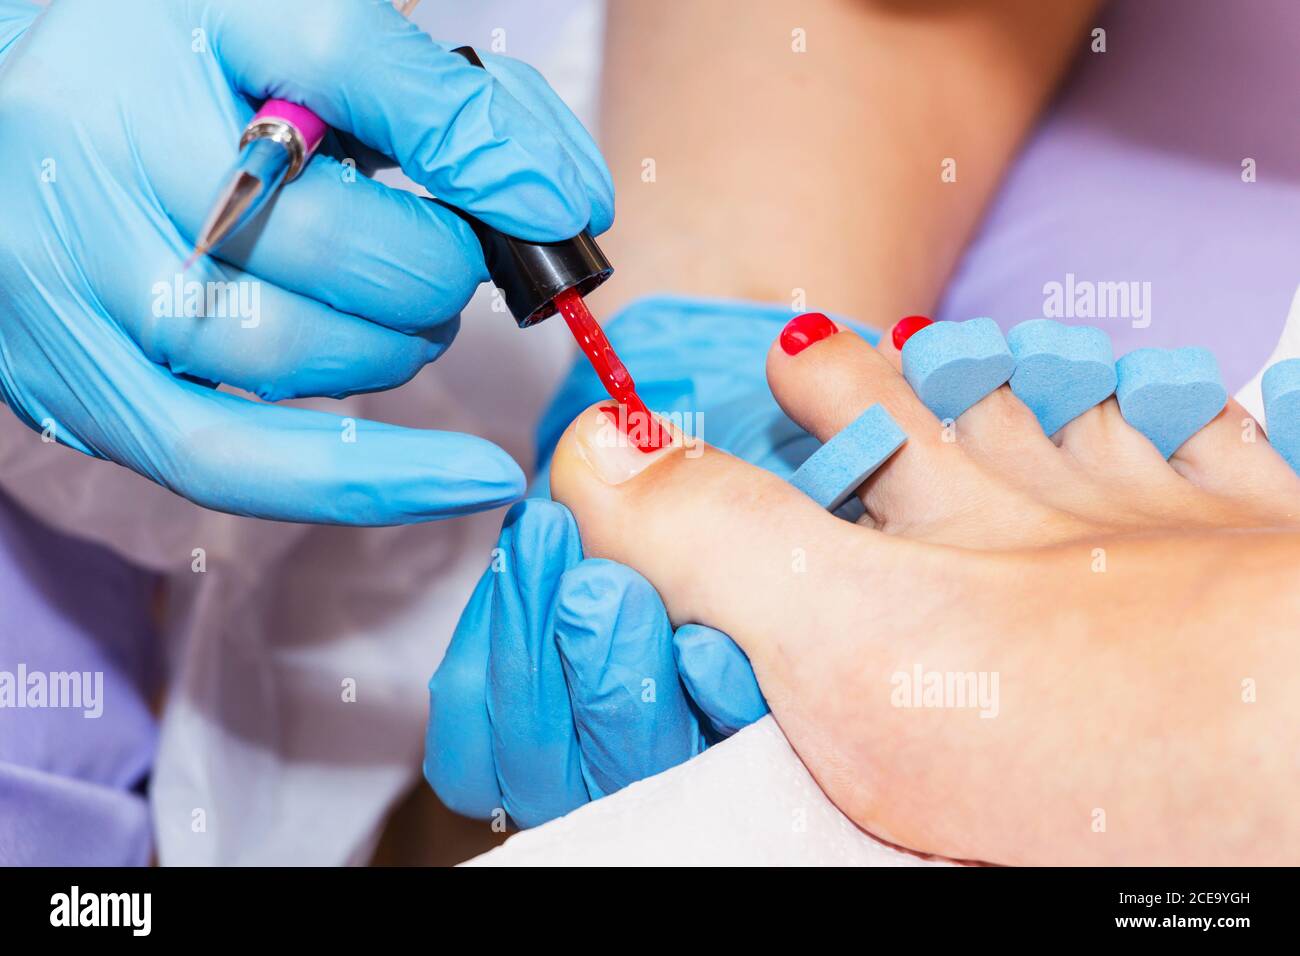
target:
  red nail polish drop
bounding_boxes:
[779,312,838,355]
[554,287,667,452]
[892,315,933,350]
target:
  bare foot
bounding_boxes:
[548,319,1300,865]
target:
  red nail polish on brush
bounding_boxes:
[417,47,669,455]
[780,312,838,355]
[892,315,933,350]
[450,46,663,453]
[556,288,667,452]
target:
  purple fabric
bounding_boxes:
[0,493,158,865]
[940,0,1300,392]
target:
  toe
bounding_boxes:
[946,383,1080,496]
[1169,399,1300,524]
[883,315,1105,532]
[547,398,993,844]
[768,318,956,529]
[765,317,1084,546]
[1058,397,1294,530]
[1055,397,1195,520]
[549,402,873,679]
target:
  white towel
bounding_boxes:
[469,716,947,867]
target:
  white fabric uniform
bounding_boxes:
[0,0,604,866]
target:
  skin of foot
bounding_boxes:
[548,320,1300,865]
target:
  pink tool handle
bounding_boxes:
[252,99,329,155]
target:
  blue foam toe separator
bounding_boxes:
[901,318,1016,422]
[1115,347,1227,458]
[1007,320,1117,436]
[1262,358,1300,474]
[789,404,906,511]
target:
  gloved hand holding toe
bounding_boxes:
[426,498,735,827]
[427,297,867,826]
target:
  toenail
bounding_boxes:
[779,312,839,355]
[571,405,680,484]
[891,315,933,350]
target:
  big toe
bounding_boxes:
[547,400,1023,860]
[548,403,878,680]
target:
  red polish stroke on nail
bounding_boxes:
[599,402,668,453]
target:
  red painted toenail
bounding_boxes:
[892,315,933,350]
[780,312,838,355]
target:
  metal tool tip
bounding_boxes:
[181,247,206,273]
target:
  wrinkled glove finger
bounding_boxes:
[556,560,707,798]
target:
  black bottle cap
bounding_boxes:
[450,46,614,328]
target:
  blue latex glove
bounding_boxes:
[0,0,613,523]
[426,297,879,826]
[427,496,765,826]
